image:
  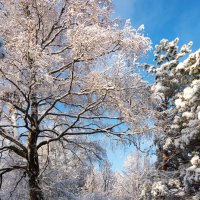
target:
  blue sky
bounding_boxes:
[108,0,200,171]
[114,0,200,51]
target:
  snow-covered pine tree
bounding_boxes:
[141,38,200,199]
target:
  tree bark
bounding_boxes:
[28,172,44,200]
[28,133,44,200]
[27,94,44,200]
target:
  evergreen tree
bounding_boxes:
[141,38,200,199]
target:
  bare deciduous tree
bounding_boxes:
[0,0,152,199]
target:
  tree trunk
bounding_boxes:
[29,174,44,200]
[27,94,44,200]
[28,136,44,200]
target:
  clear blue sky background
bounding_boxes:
[114,0,200,51]
[108,0,200,171]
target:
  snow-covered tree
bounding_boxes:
[83,160,114,196]
[40,139,106,199]
[141,38,200,199]
[0,0,152,199]
[0,136,106,200]
[112,151,151,200]
[81,151,152,200]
